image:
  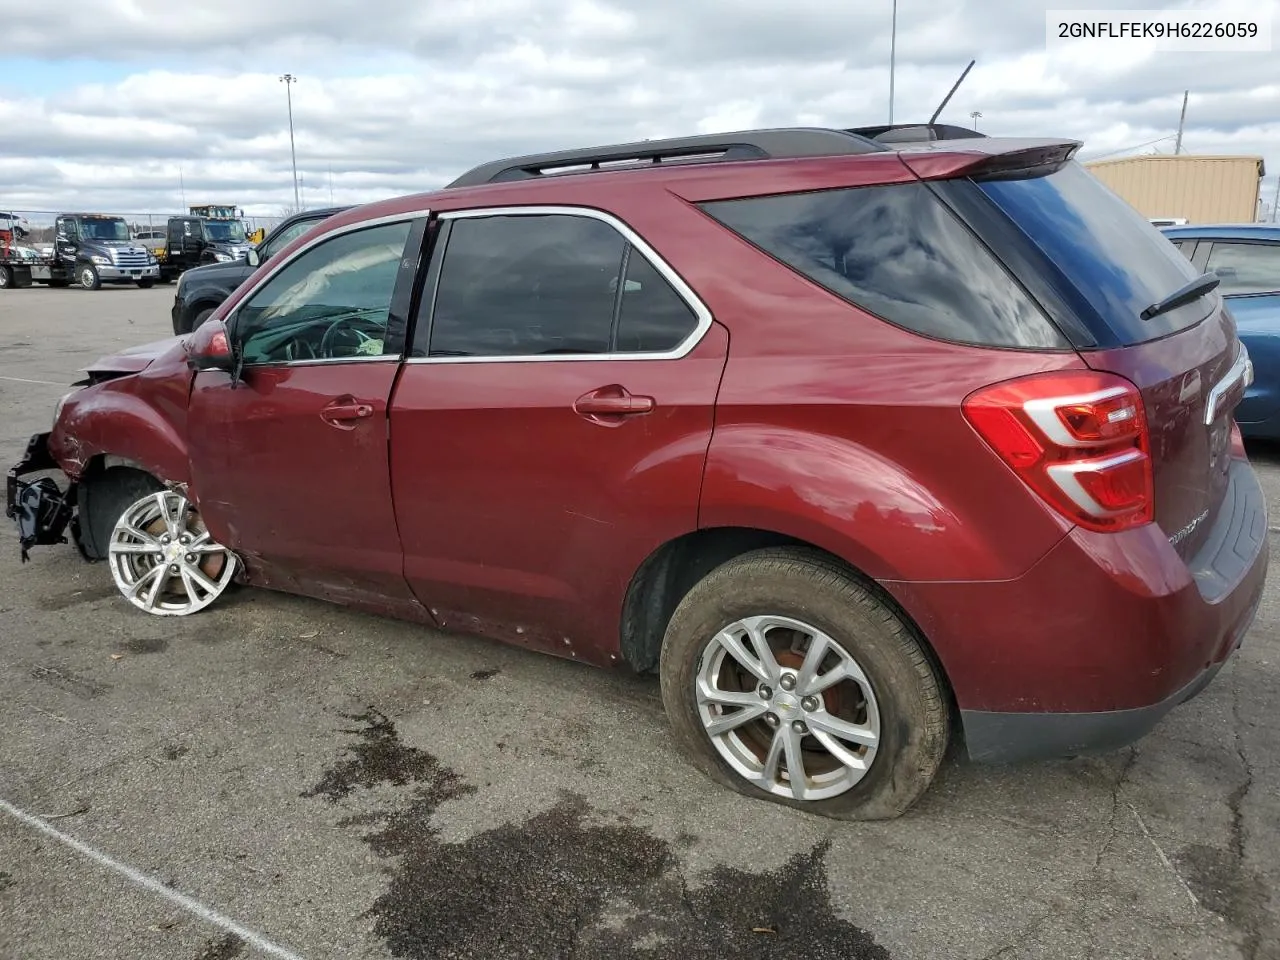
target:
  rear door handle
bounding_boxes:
[321,397,375,429]
[574,386,655,422]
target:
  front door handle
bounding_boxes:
[321,397,374,429]
[573,385,655,423]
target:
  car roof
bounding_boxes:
[1161,223,1280,241]
[315,126,1082,233]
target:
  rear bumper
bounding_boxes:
[886,456,1269,763]
[959,599,1255,763]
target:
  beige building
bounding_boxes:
[1084,154,1266,224]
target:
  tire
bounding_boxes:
[80,467,165,561]
[0,266,11,289]
[659,547,950,821]
[136,278,155,289]
[191,306,216,330]
[78,263,101,290]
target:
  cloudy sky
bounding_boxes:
[2,0,1277,221]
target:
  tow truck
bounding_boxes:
[153,205,254,282]
[2,213,159,290]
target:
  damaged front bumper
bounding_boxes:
[5,432,86,563]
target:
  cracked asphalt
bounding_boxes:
[1,286,1278,960]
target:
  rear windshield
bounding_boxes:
[976,162,1214,345]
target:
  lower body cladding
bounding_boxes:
[6,433,1271,768]
[889,456,1269,763]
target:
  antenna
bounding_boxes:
[929,59,976,126]
[1174,89,1188,154]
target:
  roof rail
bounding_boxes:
[847,123,987,144]
[445,127,890,188]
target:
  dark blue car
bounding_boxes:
[1162,223,1280,439]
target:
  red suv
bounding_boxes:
[8,123,1268,820]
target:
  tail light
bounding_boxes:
[962,371,1153,532]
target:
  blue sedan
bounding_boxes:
[1162,223,1280,439]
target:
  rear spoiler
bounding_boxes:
[898,139,1082,182]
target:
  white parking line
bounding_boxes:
[0,797,309,960]
[0,376,66,386]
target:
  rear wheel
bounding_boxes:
[0,266,11,289]
[78,263,100,290]
[659,547,949,821]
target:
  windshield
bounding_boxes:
[976,161,1213,346]
[79,219,131,242]
[203,220,247,243]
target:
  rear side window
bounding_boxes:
[615,250,699,352]
[699,183,1067,349]
[1204,241,1280,296]
[976,162,1212,345]
[421,212,702,358]
[428,214,624,357]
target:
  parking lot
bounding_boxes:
[0,285,1277,960]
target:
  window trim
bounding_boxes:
[223,211,427,369]
[406,204,714,365]
[1201,239,1280,299]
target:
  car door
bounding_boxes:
[390,207,728,656]
[55,217,79,267]
[186,215,430,616]
[1202,239,1280,426]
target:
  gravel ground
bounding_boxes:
[1,285,1277,960]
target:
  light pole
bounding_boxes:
[970,110,982,130]
[889,0,897,124]
[279,74,300,210]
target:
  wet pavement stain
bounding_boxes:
[162,744,190,761]
[192,933,245,960]
[469,668,500,681]
[29,664,108,699]
[120,637,169,655]
[38,582,118,612]
[0,871,14,892]
[305,708,890,960]
[1177,843,1269,958]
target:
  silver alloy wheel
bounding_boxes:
[80,266,96,288]
[107,489,237,616]
[696,615,881,801]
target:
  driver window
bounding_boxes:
[234,220,412,366]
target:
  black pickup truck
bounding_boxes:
[170,206,348,334]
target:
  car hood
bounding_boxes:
[87,335,187,376]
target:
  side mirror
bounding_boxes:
[185,319,235,373]
[246,248,261,268]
